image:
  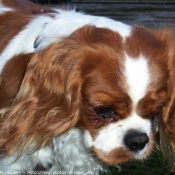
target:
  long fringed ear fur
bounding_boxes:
[0,40,84,155]
[158,29,175,169]
[0,25,127,156]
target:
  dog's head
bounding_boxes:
[1,25,175,165]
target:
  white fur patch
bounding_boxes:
[0,146,53,173]
[0,129,103,174]
[0,10,131,73]
[0,1,13,14]
[84,114,151,153]
[124,54,150,107]
[0,15,53,73]
[51,128,104,174]
[35,10,131,51]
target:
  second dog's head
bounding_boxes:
[1,25,175,166]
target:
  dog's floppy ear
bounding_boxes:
[158,29,175,167]
[0,41,83,155]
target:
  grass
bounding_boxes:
[107,146,175,175]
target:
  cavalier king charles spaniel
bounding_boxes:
[0,0,175,174]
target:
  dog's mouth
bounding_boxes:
[92,147,134,165]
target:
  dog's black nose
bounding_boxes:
[124,130,149,152]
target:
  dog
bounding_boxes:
[0,0,175,174]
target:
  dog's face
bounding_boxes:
[80,57,161,165]
[76,26,169,165]
[1,25,172,165]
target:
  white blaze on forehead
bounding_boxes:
[124,55,150,107]
[84,113,152,152]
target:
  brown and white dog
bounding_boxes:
[0,0,175,174]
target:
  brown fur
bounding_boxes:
[1,0,48,14]
[0,27,127,155]
[0,24,174,166]
[160,29,175,167]
[0,12,31,53]
[0,0,175,168]
[93,147,134,165]
[0,54,31,108]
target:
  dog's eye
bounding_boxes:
[94,107,115,119]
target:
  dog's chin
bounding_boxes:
[92,147,134,165]
[92,148,153,166]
